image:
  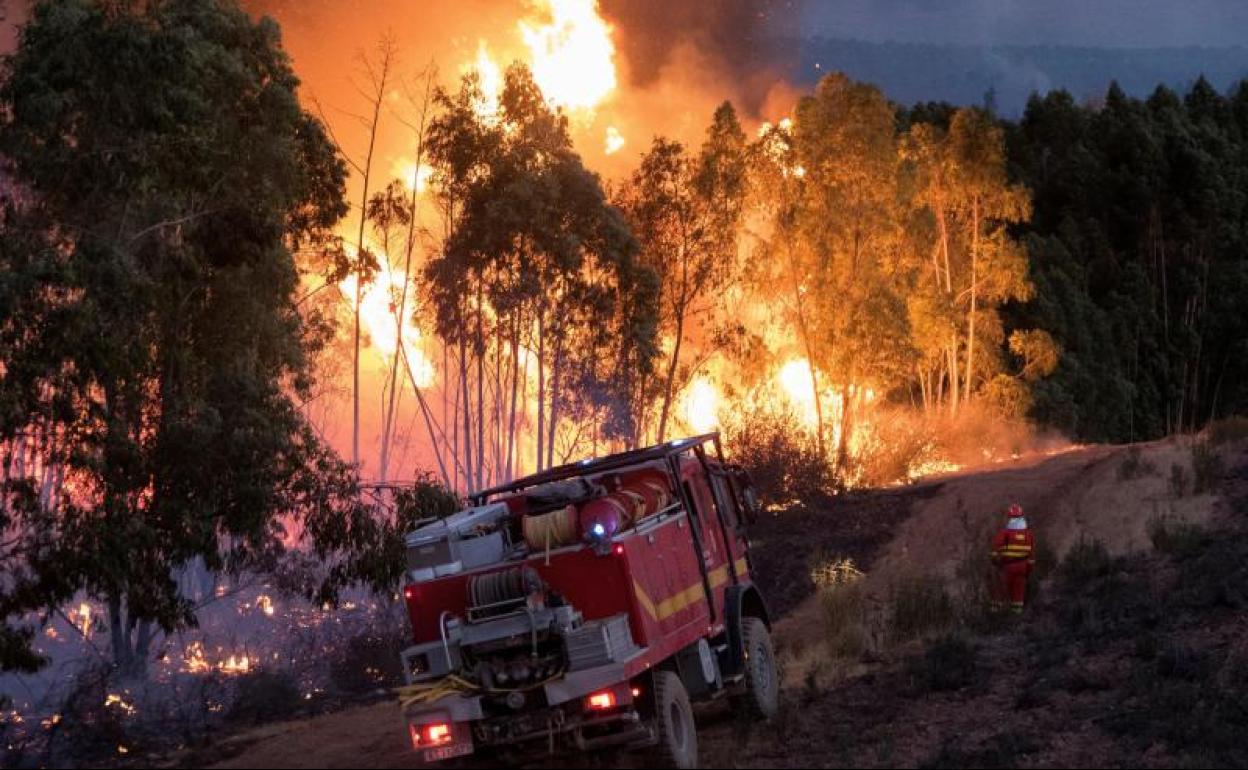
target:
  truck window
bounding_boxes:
[681,480,704,540]
[710,474,737,528]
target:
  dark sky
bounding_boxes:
[801,0,1248,48]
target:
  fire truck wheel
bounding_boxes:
[649,670,698,769]
[736,617,780,719]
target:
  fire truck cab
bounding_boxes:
[397,433,777,769]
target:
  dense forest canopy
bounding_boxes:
[1002,78,1248,441]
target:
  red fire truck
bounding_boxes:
[397,433,777,768]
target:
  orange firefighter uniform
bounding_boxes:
[991,504,1036,614]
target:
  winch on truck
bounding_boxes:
[396,433,778,769]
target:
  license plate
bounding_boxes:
[421,743,474,763]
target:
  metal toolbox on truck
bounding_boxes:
[404,502,514,581]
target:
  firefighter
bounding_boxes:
[990,503,1036,614]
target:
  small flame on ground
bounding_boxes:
[257,595,275,617]
[104,694,136,715]
[219,655,251,675]
[76,603,93,638]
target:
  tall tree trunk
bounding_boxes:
[400,346,452,489]
[349,48,392,472]
[546,343,563,470]
[656,310,686,443]
[964,198,980,405]
[948,338,960,416]
[535,317,546,473]
[475,286,486,490]
[836,384,853,476]
[505,317,521,482]
[459,337,474,492]
[379,73,433,483]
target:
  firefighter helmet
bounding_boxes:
[1008,503,1025,518]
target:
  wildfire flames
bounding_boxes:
[339,269,436,388]
[519,0,617,116]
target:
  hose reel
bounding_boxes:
[468,567,544,620]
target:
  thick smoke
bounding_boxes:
[600,0,805,112]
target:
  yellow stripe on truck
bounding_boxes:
[633,557,749,622]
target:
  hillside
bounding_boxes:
[176,438,1248,769]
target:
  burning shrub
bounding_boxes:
[723,404,834,507]
[45,665,138,765]
[929,402,1036,468]
[846,409,939,487]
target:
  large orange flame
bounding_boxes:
[520,0,617,116]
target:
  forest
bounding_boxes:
[1,0,1247,736]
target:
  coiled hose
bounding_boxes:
[396,669,566,709]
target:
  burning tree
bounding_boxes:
[421,63,659,488]
[903,107,1038,416]
[615,102,749,444]
[0,0,349,675]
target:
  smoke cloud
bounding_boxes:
[600,0,804,112]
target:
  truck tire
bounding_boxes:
[649,670,698,769]
[736,617,779,719]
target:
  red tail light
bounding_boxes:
[410,722,452,748]
[587,690,617,710]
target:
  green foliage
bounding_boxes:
[423,63,659,466]
[0,0,348,672]
[1006,80,1248,442]
[0,624,44,675]
[300,474,460,604]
